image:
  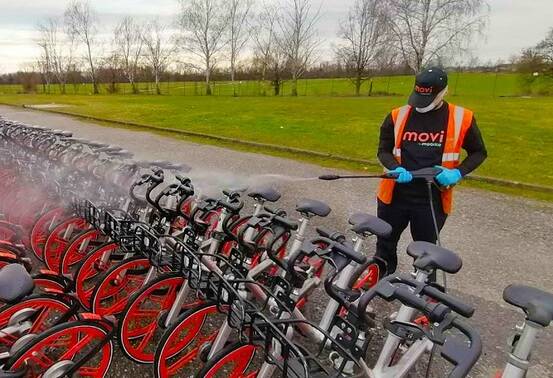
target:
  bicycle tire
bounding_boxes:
[154,301,229,378]
[5,319,114,377]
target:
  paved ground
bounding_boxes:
[2,105,552,377]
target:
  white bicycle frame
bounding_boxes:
[255,269,436,378]
[501,320,544,378]
[206,227,375,368]
[163,195,267,328]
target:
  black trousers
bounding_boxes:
[376,199,447,275]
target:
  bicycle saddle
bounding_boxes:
[348,213,392,237]
[0,264,34,304]
[295,199,331,217]
[406,241,462,274]
[248,186,281,203]
[503,285,553,327]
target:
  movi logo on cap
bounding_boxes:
[415,85,433,95]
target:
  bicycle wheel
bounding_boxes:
[73,242,121,310]
[0,295,76,354]
[43,217,89,272]
[349,256,387,291]
[29,207,65,261]
[154,302,230,377]
[90,256,151,316]
[59,229,105,276]
[0,254,22,270]
[195,341,262,378]
[119,273,199,364]
[32,271,69,293]
[5,319,114,377]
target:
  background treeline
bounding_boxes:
[1,0,552,96]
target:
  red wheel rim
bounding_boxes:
[120,276,190,363]
[74,243,119,310]
[59,230,104,276]
[0,297,74,352]
[43,217,89,273]
[8,323,113,377]
[204,344,259,378]
[157,304,228,377]
[353,263,380,290]
[92,258,151,316]
[0,255,19,270]
[33,277,66,293]
[0,226,17,244]
[30,208,66,261]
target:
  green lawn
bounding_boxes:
[0,72,532,97]
[0,91,551,190]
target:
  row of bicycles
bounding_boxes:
[0,117,551,378]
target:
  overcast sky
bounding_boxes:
[0,0,551,73]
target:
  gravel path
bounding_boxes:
[1,105,552,377]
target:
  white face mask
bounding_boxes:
[415,86,448,113]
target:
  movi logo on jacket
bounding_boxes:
[402,130,444,147]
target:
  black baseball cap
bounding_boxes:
[408,67,448,108]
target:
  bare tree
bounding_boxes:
[336,0,389,96]
[114,16,144,94]
[177,0,228,95]
[536,28,553,77]
[36,45,54,93]
[387,0,489,73]
[142,19,175,95]
[227,0,254,94]
[65,0,100,94]
[278,0,320,96]
[37,18,76,94]
[99,53,121,94]
[252,2,279,84]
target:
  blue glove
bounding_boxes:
[388,167,413,184]
[435,166,462,187]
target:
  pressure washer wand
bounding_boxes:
[318,173,396,181]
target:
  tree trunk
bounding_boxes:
[205,71,211,96]
[205,58,211,96]
[291,78,298,96]
[273,81,280,96]
[155,72,161,95]
[355,74,362,96]
[85,41,98,94]
[231,61,237,97]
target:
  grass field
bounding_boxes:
[0,86,552,192]
[0,72,542,97]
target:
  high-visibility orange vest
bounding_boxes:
[377,103,474,214]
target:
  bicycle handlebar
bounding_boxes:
[352,276,481,378]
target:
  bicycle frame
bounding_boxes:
[501,320,544,378]
[255,269,435,378]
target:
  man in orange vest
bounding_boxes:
[376,67,487,276]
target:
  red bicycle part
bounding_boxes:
[43,217,89,272]
[59,229,105,276]
[155,303,229,377]
[29,207,66,261]
[91,257,151,316]
[7,321,114,377]
[73,243,120,310]
[119,274,197,364]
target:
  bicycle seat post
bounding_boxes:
[502,320,542,377]
[288,214,310,257]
